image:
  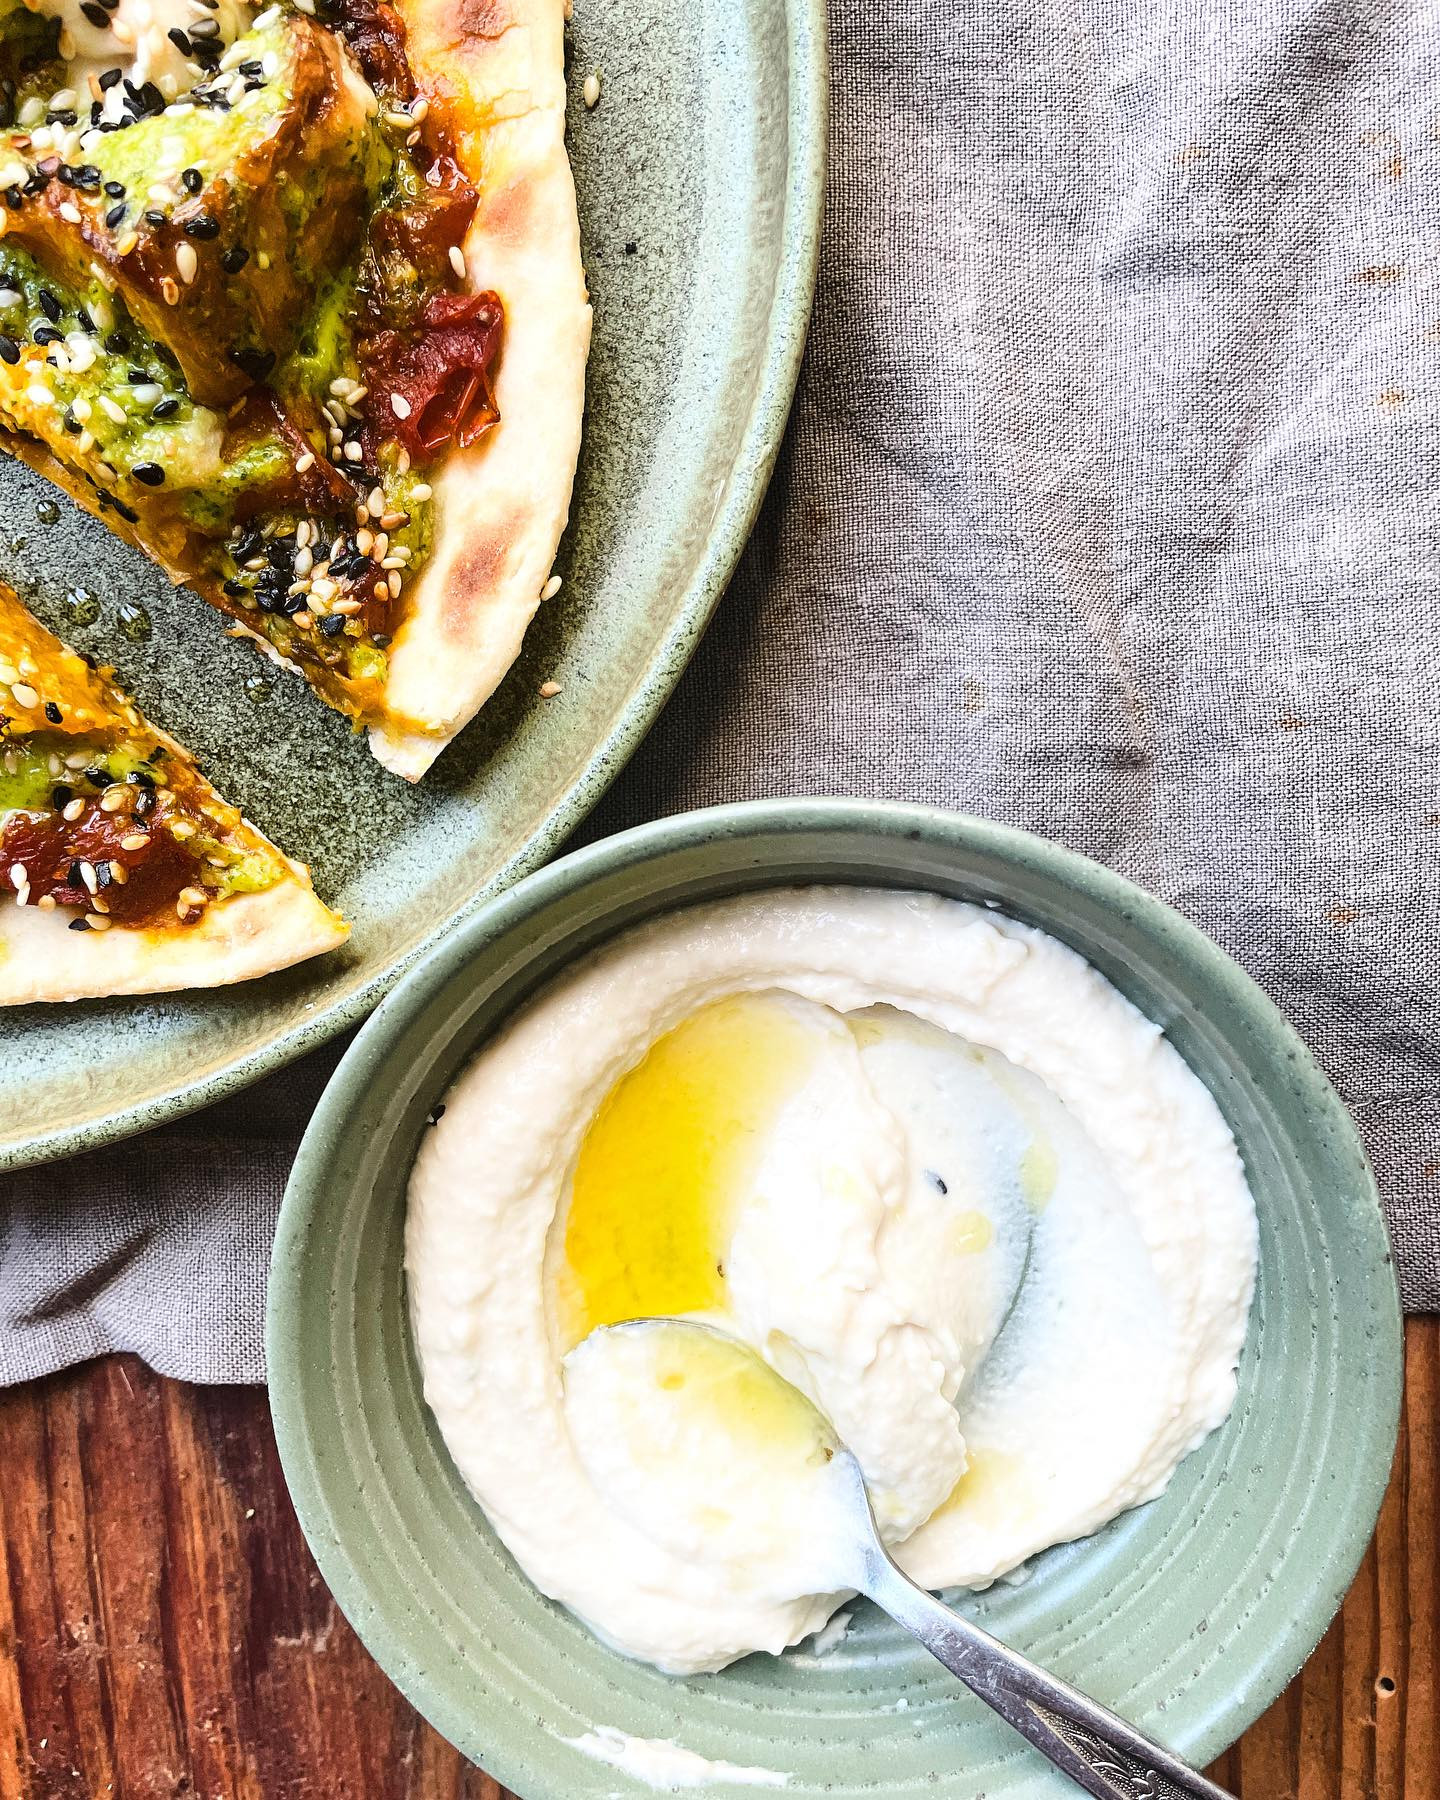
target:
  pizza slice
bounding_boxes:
[0,580,347,1001]
[0,0,589,778]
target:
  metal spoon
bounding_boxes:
[574,1320,1234,1800]
[822,1445,1234,1800]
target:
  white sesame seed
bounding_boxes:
[294,452,315,473]
[448,243,466,279]
[540,679,563,697]
[8,864,26,891]
[367,486,385,515]
[389,393,412,420]
[175,241,198,284]
[87,912,111,931]
[344,440,362,462]
[387,569,402,598]
[583,70,602,108]
[542,574,563,601]
[10,682,37,708]
[98,394,127,425]
[410,482,432,502]
[63,797,85,821]
[160,276,180,306]
[120,832,150,851]
[80,862,98,895]
[293,546,313,578]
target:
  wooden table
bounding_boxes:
[0,1322,1433,1799]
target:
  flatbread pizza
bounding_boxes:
[0,578,347,1000]
[0,0,589,778]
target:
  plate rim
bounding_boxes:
[3,0,830,1173]
[267,794,1404,1796]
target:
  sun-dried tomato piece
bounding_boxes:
[361,289,503,463]
[0,795,206,925]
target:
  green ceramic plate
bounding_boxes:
[0,0,826,1169]
[268,798,1402,1800]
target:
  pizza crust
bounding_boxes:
[0,865,348,1004]
[368,0,591,778]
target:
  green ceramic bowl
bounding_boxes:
[268,799,1402,1800]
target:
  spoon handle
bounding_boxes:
[861,1554,1235,1800]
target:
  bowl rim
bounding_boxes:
[269,794,1404,1791]
[3,0,830,1174]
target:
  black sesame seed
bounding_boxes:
[67,859,85,882]
[5,185,22,208]
[68,918,91,932]
[134,786,155,815]
[80,0,109,19]
[105,202,126,227]
[98,65,122,88]
[0,336,18,365]
[372,632,391,648]
[318,612,347,636]
[102,178,125,197]
[180,166,202,195]
[625,240,637,254]
[127,367,147,383]
[52,784,73,807]
[183,214,219,239]
[74,165,101,189]
[238,59,263,75]
[32,324,61,346]
[37,288,61,322]
[62,409,80,433]
[167,26,192,52]
[151,396,180,418]
[96,860,114,888]
[139,81,164,113]
[220,245,248,273]
[125,768,155,788]
[44,701,62,724]
[131,461,164,486]
[144,209,167,228]
[189,15,220,33]
[104,331,128,353]
[222,577,247,597]
[76,306,96,333]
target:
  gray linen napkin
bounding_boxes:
[3,0,1437,1384]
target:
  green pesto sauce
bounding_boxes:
[278,265,362,403]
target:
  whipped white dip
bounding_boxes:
[406,888,1257,1674]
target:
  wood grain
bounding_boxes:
[0,1322,1433,1800]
